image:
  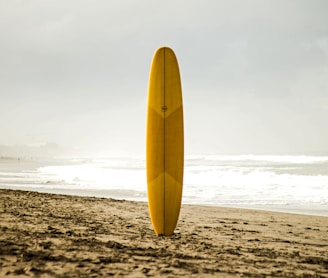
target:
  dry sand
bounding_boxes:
[0,189,327,277]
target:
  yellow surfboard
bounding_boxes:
[146,47,184,236]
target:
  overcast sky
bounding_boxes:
[1,0,328,156]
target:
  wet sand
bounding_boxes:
[0,189,327,277]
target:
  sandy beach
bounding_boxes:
[0,189,327,277]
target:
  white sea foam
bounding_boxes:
[1,155,328,216]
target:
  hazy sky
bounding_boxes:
[1,0,328,156]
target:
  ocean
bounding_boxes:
[1,154,327,216]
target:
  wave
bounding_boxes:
[188,154,328,164]
[0,155,327,216]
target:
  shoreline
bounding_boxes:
[1,154,328,219]
[1,188,327,277]
[0,186,328,217]
[1,185,327,218]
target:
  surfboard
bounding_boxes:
[146,47,184,236]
